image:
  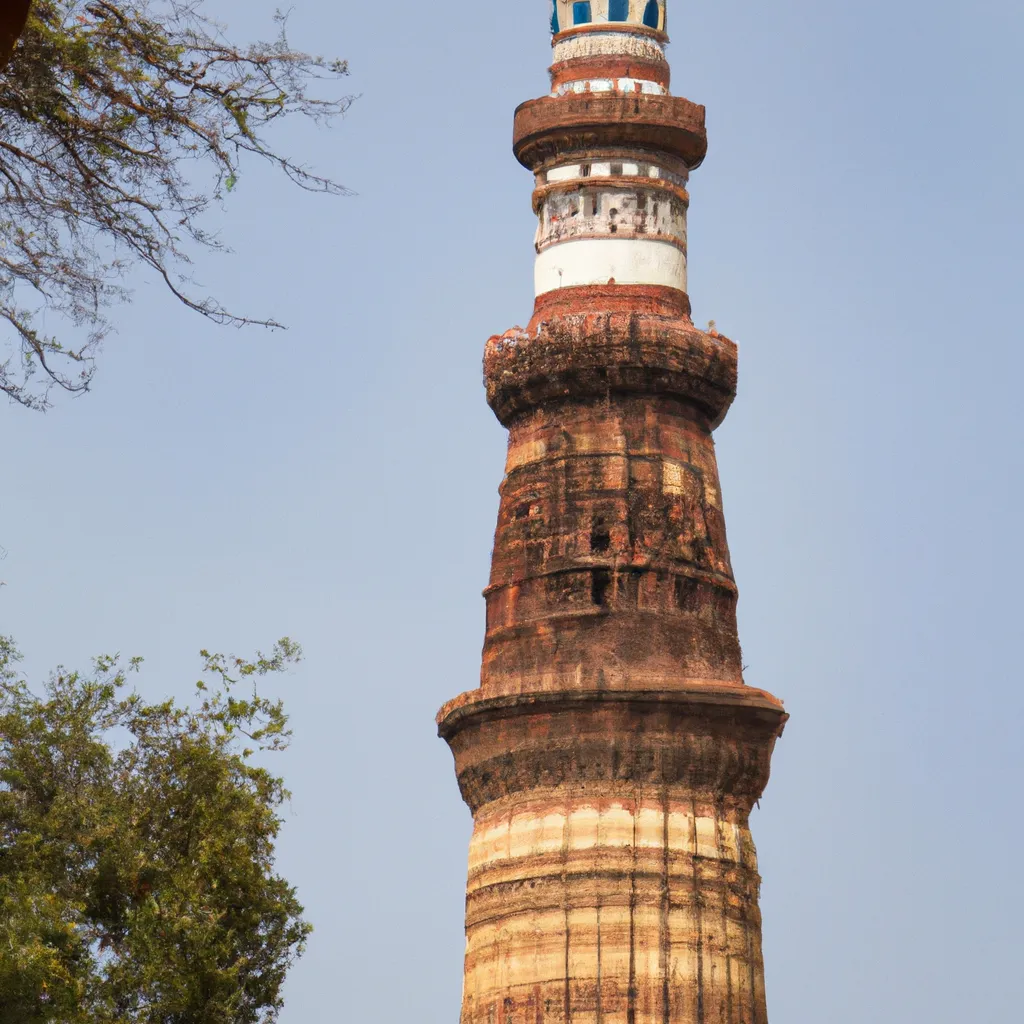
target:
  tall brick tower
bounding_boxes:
[438,4,787,1022]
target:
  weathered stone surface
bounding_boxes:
[439,689,785,1024]
[514,93,707,172]
[439,15,784,1024]
[484,314,737,429]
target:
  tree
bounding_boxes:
[0,1,351,409]
[0,635,311,1023]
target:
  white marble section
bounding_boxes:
[535,187,687,253]
[553,78,666,96]
[535,238,686,294]
[551,31,665,65]
[543,161,688,187]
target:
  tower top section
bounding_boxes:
[506,0,704,315]
[546,0,676,110]
[551,0,667,38]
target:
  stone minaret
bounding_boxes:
[438,5,787,1022]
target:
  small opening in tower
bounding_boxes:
[580,163,591,178]
[608,0,629,20]
[610,162,623,176]
[619,567,643,606]
[674,574,700,611]
[590,517,611,553]
[591,194,599,216]
[572,1,592,25]
[591,569,612,606]
[642,0,659,29]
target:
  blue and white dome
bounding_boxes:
[551,0,666,35]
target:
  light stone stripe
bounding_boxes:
[552,30,665,63]
[535,237,686,294]
[505,431,718,476]
[553,77,667,96]
[544,161,688,185]
[468,804,747,872]
[461,787,767,1024]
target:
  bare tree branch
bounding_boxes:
[0,1,352,408]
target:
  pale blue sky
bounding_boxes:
[3,0,1023,1019]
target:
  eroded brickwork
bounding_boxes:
[439,9,785,1023]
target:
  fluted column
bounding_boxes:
[440,689,783,1024]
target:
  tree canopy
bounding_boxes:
[0,1,351,409]
[0,636,311,1023]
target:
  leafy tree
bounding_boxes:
[0,1,351,409]
[0,635,311,1023]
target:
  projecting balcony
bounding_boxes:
[513,91,707,172]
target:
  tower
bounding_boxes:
[438,5,787,1022]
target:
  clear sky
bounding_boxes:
[4,0,1023,1019]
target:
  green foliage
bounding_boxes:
[0,635,311,1023]
[0,1,351,409]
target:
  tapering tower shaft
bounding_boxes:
[440,7,786,1023]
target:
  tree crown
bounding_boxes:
[0,635,310,1023]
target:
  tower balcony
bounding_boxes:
[513,92,707,172]
[484,306,737,430]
